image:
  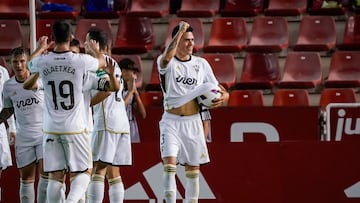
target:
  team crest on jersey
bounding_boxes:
[193,65,200,73]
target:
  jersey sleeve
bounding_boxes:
[2,83,13,108]
[28,57,40,73]
[82,54,99,72]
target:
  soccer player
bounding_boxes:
[0,63,15,197]
[119,58,146,143]
[157,21,229,203]
[85,27,131,203]
[23,20,105,203]
[0,47,48,203]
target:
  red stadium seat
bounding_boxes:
[127,0,170,18]
[74,19,113,52]
[139,91,163,107]
[338,15,360,50]
[0,0,30,20]
[279,51,323,89]
[37,0,83,20]
[176,0,220,17]
[324,51,360,88]
[35,19,53,40]
[235,52,281,90]
[0,20,23,56]
[264,0,308,16]
[202,53,236,89]
[162,18,204,53]
[220,0,264,17]
[112,16,155,55]
[272,89,310,106]
[111,54,144,89]
[293,16,336,52]
[144,55,161,91]
[203,17,248,53]
[246,16,289,53]
[319,88,357,111]
[227,90,264,107]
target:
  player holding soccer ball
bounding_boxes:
[157,21,229,203]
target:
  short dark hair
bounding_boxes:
[52,20,72,43]
[70,38,80,48]
[10,47,28,58]
[87,27,108,51]
[171,24,193,38]
[118,58,139,72]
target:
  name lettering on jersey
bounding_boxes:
[175,75,197,86]
[15,97,40,108]
[43,65,75,76]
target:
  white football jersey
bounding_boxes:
[2,77,44,146]
[29,51,99,134]
[157,55,219,110]
[92,55,130,133]
[0,66,12,137]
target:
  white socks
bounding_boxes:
[66,173,91,203]
[163,164,177,203]
[37,175,48,203]
[47,179,65,203]
[86,174,105,203]
[108,177,124,203]
[185,170,200,203]
[20,180,34,203]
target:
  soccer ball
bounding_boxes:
[197,85,222,108]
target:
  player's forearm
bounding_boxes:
[134,91,146,119]
[23,73,39,90]
[161,28,184,68]
[0,108,14,124]
[105,74,120,92]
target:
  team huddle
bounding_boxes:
[0,19,228,203]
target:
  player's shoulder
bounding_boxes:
[191,55,207,63]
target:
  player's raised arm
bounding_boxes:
[87,39,106,69]
[159,21,190,69]
[103,57,120,91]
[23,72,39,90]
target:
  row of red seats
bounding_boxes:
[2,46,358,94]
[139,88,359,111]
[146,51,360,93]
[0,0,357,20]
[1,14,359,56]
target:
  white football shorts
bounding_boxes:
[15,143,43,168]
[91,130,132,166]
[0,136,12,170]
[43,133,93,172]
[159,112,210,166]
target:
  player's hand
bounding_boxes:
[37,36,54,54]
[8,132,15,146]
[104,57,116,76]
[179,21,190,32]
[210,89,229,108]
[85,39,100,56]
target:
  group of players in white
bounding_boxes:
[0,19,229,203]
[0,20,133,203]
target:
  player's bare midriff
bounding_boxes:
[166,99,200,116]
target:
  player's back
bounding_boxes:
[30,51,98,134]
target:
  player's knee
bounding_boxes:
[163,164,176,174]
[91,174,105,182]
[185,169,200,179]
